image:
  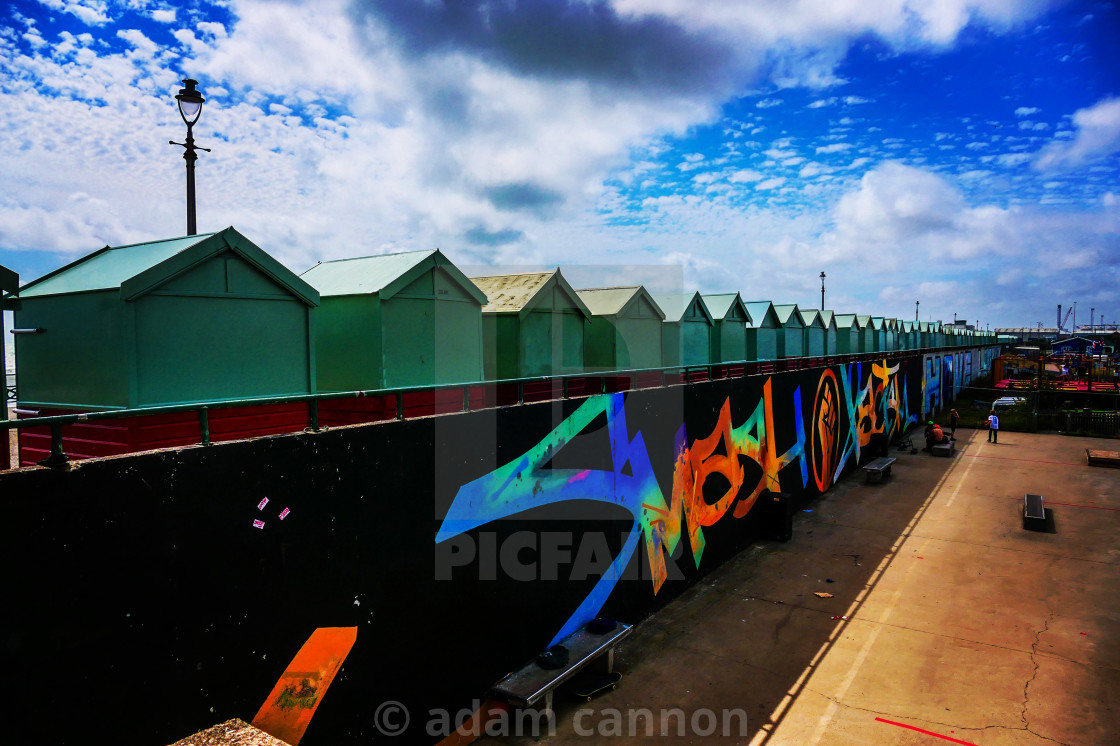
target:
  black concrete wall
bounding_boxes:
[0,357,922,744]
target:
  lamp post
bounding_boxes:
[169,79,210,236]
[819,271,826,311]
[915,300,919,321]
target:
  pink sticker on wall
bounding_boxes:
[279,508,290,520]
[253,519,265,529]
[258,497,269,511]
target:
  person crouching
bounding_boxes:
[923,421,946,452]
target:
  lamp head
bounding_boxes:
[176,79,205,126]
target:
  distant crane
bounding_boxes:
[1057,304,1074,335]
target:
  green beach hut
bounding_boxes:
[833,314,860,354]
[820,310,838,356]
[744,301,780,361]
[773,304,806,358]
[13,228,319,409]
[651,292,713,368]
[576,286,665,371]
[899,320,915,350]
[857,314,874,353]
[471,269,591,380]
[301,249,486,391]
[870,317,888,352]
[702,293,751,363]
[801,308,827,358]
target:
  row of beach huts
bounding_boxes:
[8,227,995,413]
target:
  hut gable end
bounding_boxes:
[634,295,662,319]
[154,252,291,299]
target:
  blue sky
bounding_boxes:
[1,0,1119,333]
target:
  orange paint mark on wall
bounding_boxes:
[252,626,358,746]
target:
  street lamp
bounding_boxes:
[169,79,211,236]
[819,271,826,311]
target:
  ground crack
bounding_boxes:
[804,688,1072,744]
[1022,607,1054,728]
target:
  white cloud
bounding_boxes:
[808,97,837,108]
[37,0,109,26]
[996,152,1032,167]
[678,154,707,171]
[830,162,966,247]
[843,95,871,105]
[197,22,229,40]
[729,169,764,182]
[1035,96,1120,171]
[151,9,176,23]
[816,142,852,154]
[820,160,1120,300]
[756,177,786,190]
[23,29,48,49]
[798,161,830,178]
[756,98,783,108]
[1015,106,1040,117]
[612,0,1055,48]
[116,28,159,59]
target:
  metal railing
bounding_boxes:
[2,344,997,468]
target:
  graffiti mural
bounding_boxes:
[923,353,942,416]
[437,377,811,646]
[663,378,807,572]
[830,360,914,481]
[436,392,663,646]
[980,346,998,374]
[439,361,914,647]
[943,355,955,403]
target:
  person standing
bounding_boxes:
[949,408,959,441]
[987,410,999,443]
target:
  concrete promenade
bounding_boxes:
[482,429,1120,745]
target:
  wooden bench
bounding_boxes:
[863,456,896,483]
[1086,449,1120,468]
[932,440,955,457]
[490,621,632,718]
[1023,493,1046,531]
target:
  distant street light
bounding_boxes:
[819,271,826,311]
[169,79,210,235]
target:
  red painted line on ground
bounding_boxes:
[961,453,1083,467]
[875,717,981,745]
[642,502,669,516]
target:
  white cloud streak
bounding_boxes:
[1035,96,1120,172]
